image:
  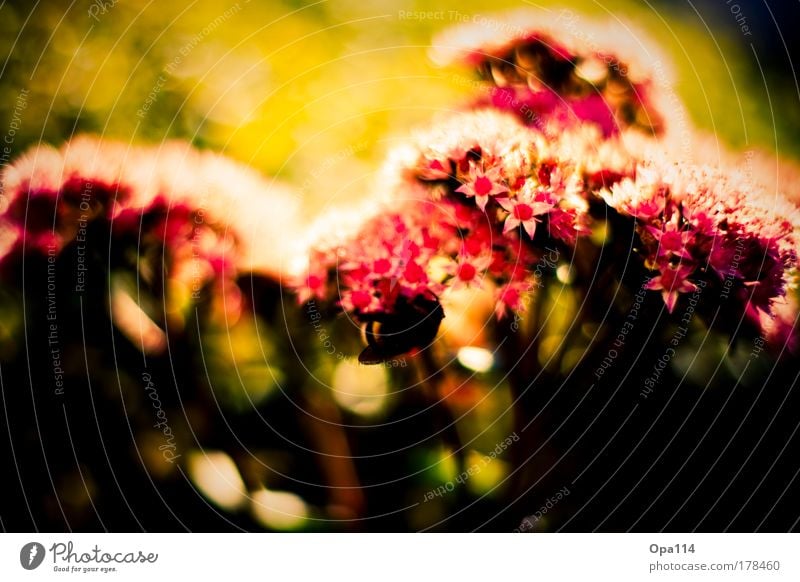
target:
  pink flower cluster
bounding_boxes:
[1,137,303,280]
[603,164,800,319]
[299,109,591,321]
[0,139,238,295]
[299,11,800,351]
[431,8,673,138]
[298,93,800,343]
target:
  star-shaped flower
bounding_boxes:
[497,194,553,238]
[646,222,692,260]
[447,255,492,290]
[646,262,697,313]
[455,165,509,211]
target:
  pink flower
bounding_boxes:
[603,176,665,221]
[455,165,509,211]
[495,281,531,319]
[497,194,552,238]
[340,288,381,313]
[449,255,492,290]
[547,208,587,244]
[461,224,492,256]
[645,263,697,313]
[403,259,428,284]
[646,222,692,260]
[418,157,453,180]
[295,269,328,304]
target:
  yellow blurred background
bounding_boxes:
[2,0,798,219]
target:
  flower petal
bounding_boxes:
[504,217,520,233]
[523,218,537,239]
